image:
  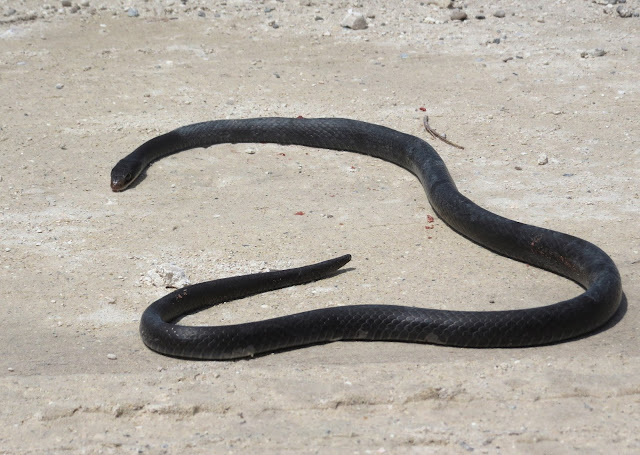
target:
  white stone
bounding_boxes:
[143,263,190,288]
[427,0,452,8]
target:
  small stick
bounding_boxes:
[423,116,465,150]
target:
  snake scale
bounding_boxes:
[110,117,622,360]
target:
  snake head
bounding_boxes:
[110,158,142,192]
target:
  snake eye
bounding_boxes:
[125,173,133,183]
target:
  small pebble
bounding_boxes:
[107,354,117,360]
[61,0,72,7]
[341,10,368,30]
[493,10,506,18]
[460,441,474,452]
[55,83,64,89]
[450,10,467,21]
[476,14,486,20]
[426,0,452,8]
[537,154,548,165]
[197,10,205,17]
[581,48,606,58]
[8,367,14,372]
[127,8,139,17]
[616,5,633,18]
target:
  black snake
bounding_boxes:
[110,117,622,360]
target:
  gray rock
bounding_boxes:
[341,10,368,30]
[450,10,467,21]
[616,5,633,17]
[494,10,506,18]
[127,8,139,17]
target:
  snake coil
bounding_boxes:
[110,117,622,360]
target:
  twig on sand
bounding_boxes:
[423,116,465,150]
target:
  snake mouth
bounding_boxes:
[110,171,134,192]
[111,157,143,192]
[110,179,126,192]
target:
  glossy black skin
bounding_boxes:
[112,118,622,359]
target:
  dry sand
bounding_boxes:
[1,1,639,453]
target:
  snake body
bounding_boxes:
[110,117,622,360]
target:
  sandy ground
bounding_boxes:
[1,0,639,453]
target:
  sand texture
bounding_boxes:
[1,1,639,453]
